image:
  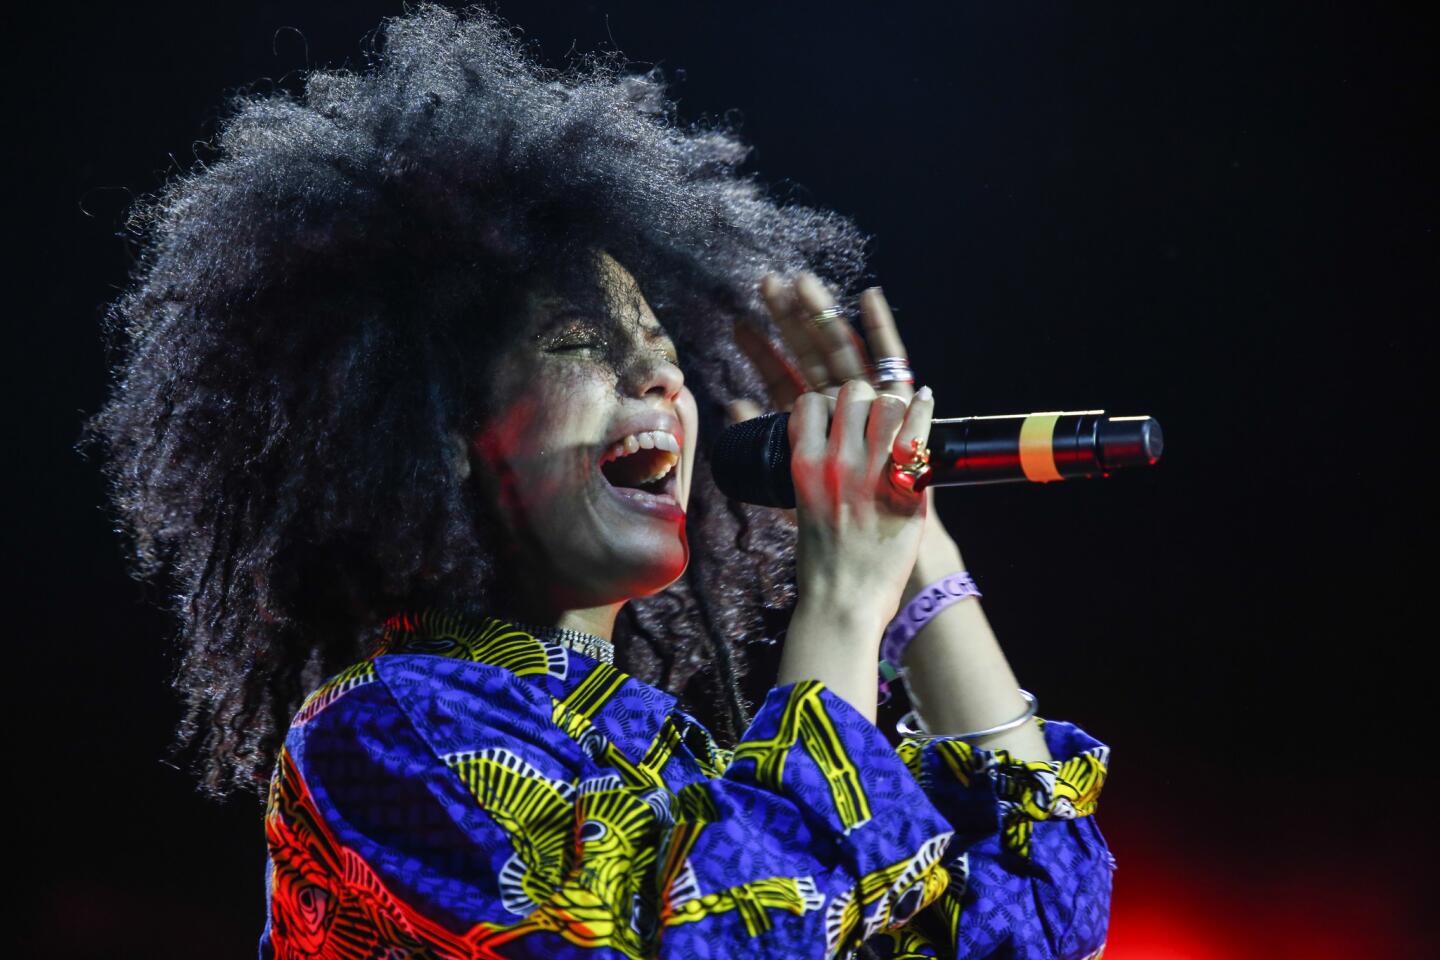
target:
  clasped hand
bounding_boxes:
[729,272,945,627]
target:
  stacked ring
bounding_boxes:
[872,355,915,385]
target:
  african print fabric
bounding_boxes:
[259,608,1114,959]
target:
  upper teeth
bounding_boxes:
[601,430,681,463]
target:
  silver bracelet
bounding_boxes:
[896,688,1038,742]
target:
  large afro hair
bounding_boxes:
[80,2,875,800]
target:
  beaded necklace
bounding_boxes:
[497,616,616,665]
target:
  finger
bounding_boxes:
[858,286,915,401]
[725,398,766,426]
[793,273,868,393]
[733,317,809,412]
[760,273,832,391]
[892,385,936,494]
[864,392,910,477]
[827,378,877,481]
[788,390,831,498]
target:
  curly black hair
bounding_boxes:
[80,2,875,801]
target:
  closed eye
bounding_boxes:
[544,314,609,353]
[542,311,678,363]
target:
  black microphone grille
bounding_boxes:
[710,410,796,509]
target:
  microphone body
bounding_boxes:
[710,409,1163,509]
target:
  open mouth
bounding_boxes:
[598,434,683,516]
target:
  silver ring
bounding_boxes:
[872,355,915,385]
[810,305,845,328]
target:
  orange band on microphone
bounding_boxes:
[1018,413,1064,483]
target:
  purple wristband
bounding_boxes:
[880,570,982,668]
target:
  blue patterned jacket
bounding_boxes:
[259,608,1114,958]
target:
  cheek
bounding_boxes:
[677,386,700,505]
[472,394,545,471]
[474,379,607,497]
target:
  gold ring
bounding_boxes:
[888,437,933,494]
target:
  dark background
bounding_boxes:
[17,1,1432,956]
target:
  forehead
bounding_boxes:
[534,250,670,335]
[596,249,639,292]
[596,250,664,326]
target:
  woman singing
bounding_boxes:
[84,5,1113,957]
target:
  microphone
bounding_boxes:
[710,409,1163,509]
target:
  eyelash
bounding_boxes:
[555,337,606,352]
[549,326,678,364]
[557,344,679,367]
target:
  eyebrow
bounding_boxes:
[545,305,659,327]
[544,303,674,343]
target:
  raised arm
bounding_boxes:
[895,517,1052,762]
[773,378,936,723]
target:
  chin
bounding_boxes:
[611,531,690,600]
[642,542,692,592]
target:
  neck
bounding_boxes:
[484,520,631,644]
[503,603,623,644]
[490,569,626,644]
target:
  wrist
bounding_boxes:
[903,540,965,604]
[885,567,983,669]
[780,599,886,719]
[790,596,887,652]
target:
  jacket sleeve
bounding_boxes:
[860,718,1115,960]
[260,657,978,959]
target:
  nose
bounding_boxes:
[620,349,684,402]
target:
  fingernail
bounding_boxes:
[916,385,932,401]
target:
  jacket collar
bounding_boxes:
[373,607,677,753]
